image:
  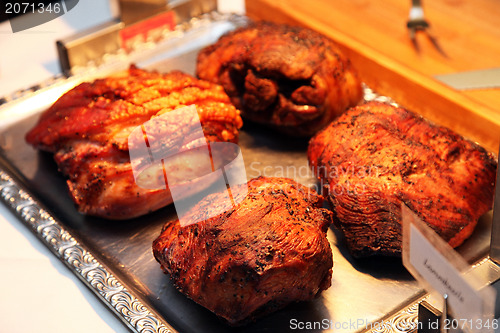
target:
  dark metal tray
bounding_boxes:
[0,14,492,333]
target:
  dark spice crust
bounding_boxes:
[152,176,333,325]
[196,21,363,136]
[308,101,497,257]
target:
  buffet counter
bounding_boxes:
[1,1,499,332]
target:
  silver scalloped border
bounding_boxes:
[0,170,174,333]
[0,12,421,332]
[0,86,408,333]
[363,299,425,333]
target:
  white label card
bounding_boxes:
[402,205,496,333]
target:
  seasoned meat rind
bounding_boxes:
[196,21,363,136]
[25,66,243,219]
[152,177,333,325]
[308,102,497,257]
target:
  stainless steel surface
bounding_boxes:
[491,153,500,265]
[119,0,168,25]
[168,0,217,25]
[0,170,175,333]
[418,300,441,333]
[57,19,124,76]
[440,295,448,333]
[57,0,217,75]
[0,15,495,333]
[494,278,500,318]
[117,0,217,26]
[467,258,500,286]
[434,68,500,91]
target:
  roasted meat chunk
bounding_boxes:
[152,177,333,325]
[25,66,243,219]
[196,21,363,136]
[308,102,497,257]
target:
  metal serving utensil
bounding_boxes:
[406,0,446,56]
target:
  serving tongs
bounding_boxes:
[406,0,446,57]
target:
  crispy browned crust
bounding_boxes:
[196,21,363,136]
[308,102,497,257]
[152,177,333,325]
[25,66,243,219]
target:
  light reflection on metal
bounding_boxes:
[490,153,500,265]
[128,105,247,226]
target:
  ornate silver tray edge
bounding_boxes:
[0,14,246,333]
[0,85,422,333]
[2,11,489,333]
[0,12,246,333]
[362,296,425,333]
[0,169,175,333]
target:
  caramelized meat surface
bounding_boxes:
[152,177,333,325]
[196,21,363,136]
[26,66,243,219]
[308,102,496,257]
